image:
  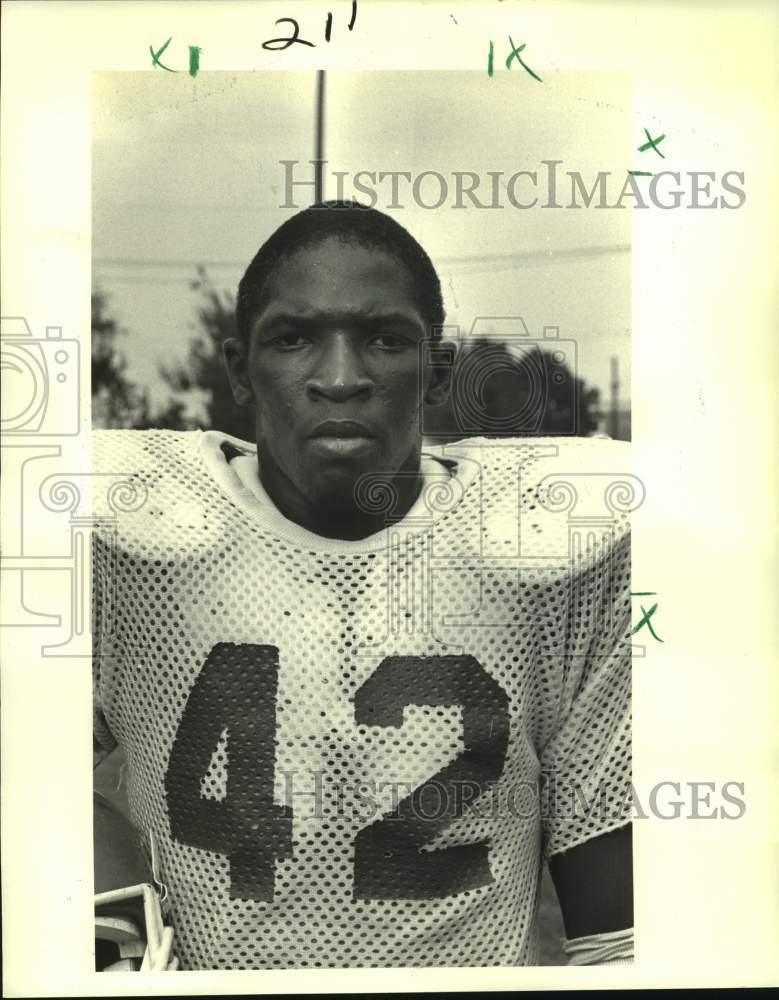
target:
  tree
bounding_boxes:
[423,336,600,441]
[158,266,252,440]
[91,288,152,429]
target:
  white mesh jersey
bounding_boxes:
[92,428,633,970]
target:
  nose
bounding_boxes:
[306,333,373,403]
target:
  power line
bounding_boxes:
[92,275,206,287]
[445,243,630,266]
[95,258,241,269]
[93,242,631,273]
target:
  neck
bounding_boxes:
[256,448,424,541]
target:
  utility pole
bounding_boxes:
[610,355,619,438]
[314,70,326,203]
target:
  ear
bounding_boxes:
[223,338,255,406]
[423,338,456,407]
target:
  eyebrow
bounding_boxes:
[255,310,426,333]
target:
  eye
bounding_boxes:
[271,332,309,350]
[371,332,411,351]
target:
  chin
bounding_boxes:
[311,466,369,515]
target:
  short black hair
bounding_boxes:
[236,200,445,344]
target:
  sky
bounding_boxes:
[92,69,631,413]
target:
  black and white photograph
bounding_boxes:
[90,68,634,971]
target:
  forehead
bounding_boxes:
[253,237,424,327]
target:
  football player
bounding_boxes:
[92,201,633,969]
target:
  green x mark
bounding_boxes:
[637,128,666,158]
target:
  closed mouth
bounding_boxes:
[309,420,375,439]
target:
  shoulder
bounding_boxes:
[426,434,632,484]
[91,428,204,477]
[425,435,635,550]
[89,428,258,546]
[90,429,210,528]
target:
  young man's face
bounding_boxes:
[225,237,448,522]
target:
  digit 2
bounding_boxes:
[353,655,510,899]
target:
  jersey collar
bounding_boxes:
[198,430,479,555]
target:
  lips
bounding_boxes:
[309,420,376,439]
[307,419,377,459]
